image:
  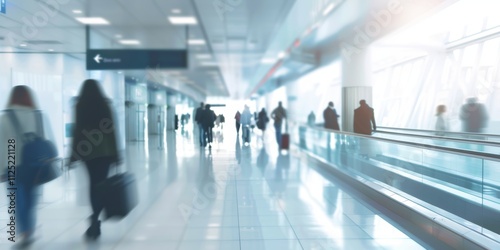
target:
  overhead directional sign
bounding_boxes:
[86,49,188,70]
[1,0,6,14]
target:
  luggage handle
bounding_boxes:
[112,162,126,175]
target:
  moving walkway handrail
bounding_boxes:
[377,126,500,139]
[374,129,500,147]
[297,123,500,163]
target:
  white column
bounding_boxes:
[341,47,373,132]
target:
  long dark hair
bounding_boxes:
[76,79,112,129]
[7,85,37,109]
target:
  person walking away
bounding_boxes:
[271,102,287,148]
[459,97,488,134]
[307,111,316,126]
[235,111,241,134]
[201,104,216,148]
[215,114,221,129]
[219,114,225,129]
[180,114,186,127]
[435,105,448,136]
[69,80,121,241]
[257,108,269,132]
[0,85,57,247]
[353,100,377,158]
[195,102,205,146]
[324,102,340,130]
[241,105,252,144]
[353,100,376,135]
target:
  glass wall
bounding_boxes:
[372,0,500,134]
[279,60,341,126]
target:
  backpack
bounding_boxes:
[7,110,61,185]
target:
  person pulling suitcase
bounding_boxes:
[68,80,123,241]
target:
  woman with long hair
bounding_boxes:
[69,79,120,241]
[0,85,56,247]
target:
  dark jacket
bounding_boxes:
[70,101,120,163]
[235,112,241,122]
[201,109,216,129]
[194,107,204,124]
[323,107,340,130]
[257,110,269,130]
[271,106,286,126]
[353,105,376,135]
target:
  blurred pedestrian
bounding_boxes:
[307,111,316,126]
[271,101,287,147]
[69,80,121,241]
[219,114,225,129]
[257,108,270,132]
[241,105,252,144]
[459,97,488,133]
[195,102,205,146]
[235,111,241,134]
[324,102,340,130]
[435,105,448,136]
[353,100,376,135]
[201,104,216,148]
[0,85,56,247]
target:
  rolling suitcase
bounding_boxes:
[281,133,290,150]
[280,120,290,150]
[99,172,139,220]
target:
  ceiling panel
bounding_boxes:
[0,0,300,98]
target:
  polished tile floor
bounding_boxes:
[1,125,428,249]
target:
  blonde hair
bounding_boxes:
[436,105,446,115]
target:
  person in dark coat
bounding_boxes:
[271,102,287,147]
[69,79,121,241]
[194,102,205,146]
[323,102,340,130]
[234,111,241,134]
[201,104,216,147]
[257,108,269,132]
[353,100,376,135]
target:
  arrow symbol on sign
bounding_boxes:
[94,54,102,63]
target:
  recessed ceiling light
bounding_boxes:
[48,49,54,51]
[19,44,27,47]
[115,34,123,39]
[117,71,123,74]
[200,61,218,67]
[323,3,336,16]
[119,39,141,45]
[261,58,275,64]
[168,16,197,25]
[188,39,205,45]
[278,52,286,59]
[75,17,110,25]
[72,10,82,14]
[196,54,211,59]
[171,9,181,14]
